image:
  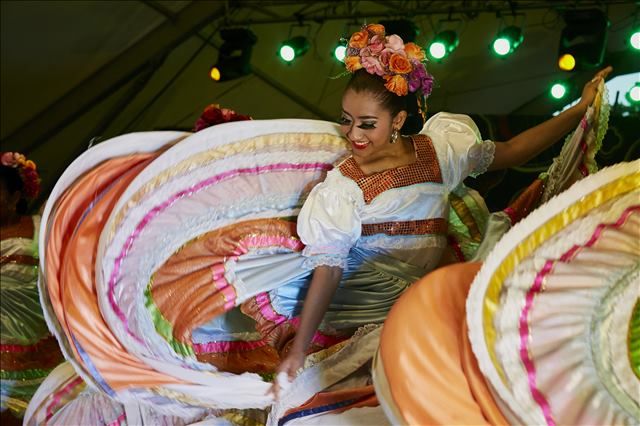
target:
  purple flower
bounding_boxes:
[421,73,434,97]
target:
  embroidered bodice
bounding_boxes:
[297,112,496,271]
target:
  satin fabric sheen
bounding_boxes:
[45,154,186,391]
[377,262,508,425]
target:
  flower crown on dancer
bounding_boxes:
[343,23,434,115]
[0,151,41,200]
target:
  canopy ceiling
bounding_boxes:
[1,0,637,194]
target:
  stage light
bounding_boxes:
[278,36,309,63]
[550,83,567,99]
[210,28,257,82]
[626,82,640,105]
[209,66,221,81]
[334,40,347,62]
[631,29,640,50]
[379,19,419,43]
[491,26,523,57]
[558,53,576,71]
[428,30,458,60]
[558,9,609,71]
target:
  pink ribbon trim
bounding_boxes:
[45,376,84,422]
[108,162,331,341]
[519,205,639,426]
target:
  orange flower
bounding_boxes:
[388,53,412,74]
[384,74,408,96]
[24,160,36,170]
[345,55,363,72]
[348,30,369,49]
[404,42,425,61]
[365,24,385,36]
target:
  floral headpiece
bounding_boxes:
[0,151,41,200]
[344,24,434,100]
[194,104,252,132]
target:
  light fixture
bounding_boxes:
[558,9,609,71]
[631,28,640,50]
[428,30,459,60]
[278,36,309,63]
[558,53,576,71]
[333,40,347,62]
[379,19,419,43]
[550,82,568,99]
[491,26,524,57]
[626,82,640,105]
[209,28,257,82]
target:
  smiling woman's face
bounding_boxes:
[340,89,396,160]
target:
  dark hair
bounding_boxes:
[0,165,28,214]
[345,69,424,134]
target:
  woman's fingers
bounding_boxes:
[591,66,613,83]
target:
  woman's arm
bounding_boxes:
[489,66,612,171]
[270,264,343,397]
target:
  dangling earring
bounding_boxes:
[390,129,399,144]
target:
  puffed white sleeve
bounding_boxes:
[297,170,363,270]
[421,112,496,189]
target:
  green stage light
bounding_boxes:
[550,83,567,99]
[492,26,523,57]
[631,29,640,50]
[334,40,347,62]
[278,36,309,63]
[626,82,640,104]
[428,30,458,60]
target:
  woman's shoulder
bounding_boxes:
[420,112,482,144]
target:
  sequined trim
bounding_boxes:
[338,134,442,204]
[361,218,447,237]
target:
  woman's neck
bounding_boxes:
[354,135,416,175]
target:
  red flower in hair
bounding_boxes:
[194,104,252,132]
[0,151,41,200]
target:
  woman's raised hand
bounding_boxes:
[578,66,613,109]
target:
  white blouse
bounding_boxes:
[297,112,495,271]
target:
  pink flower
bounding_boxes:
[368,35,384,55]
[379,48,394,67]
[361,56,385,76]
[359,47,372,57]
[1,152,14,166]
[384,34,405,53]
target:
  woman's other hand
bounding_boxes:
[268,349,305,400]
[578,66,613,110]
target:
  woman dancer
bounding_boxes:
[273,23,611,388]
[1,153,63,422]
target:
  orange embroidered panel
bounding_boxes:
[338,134,442,204]
[361,218,447,237]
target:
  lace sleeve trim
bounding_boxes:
[469,140,496,178]
[301,254,347,270]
